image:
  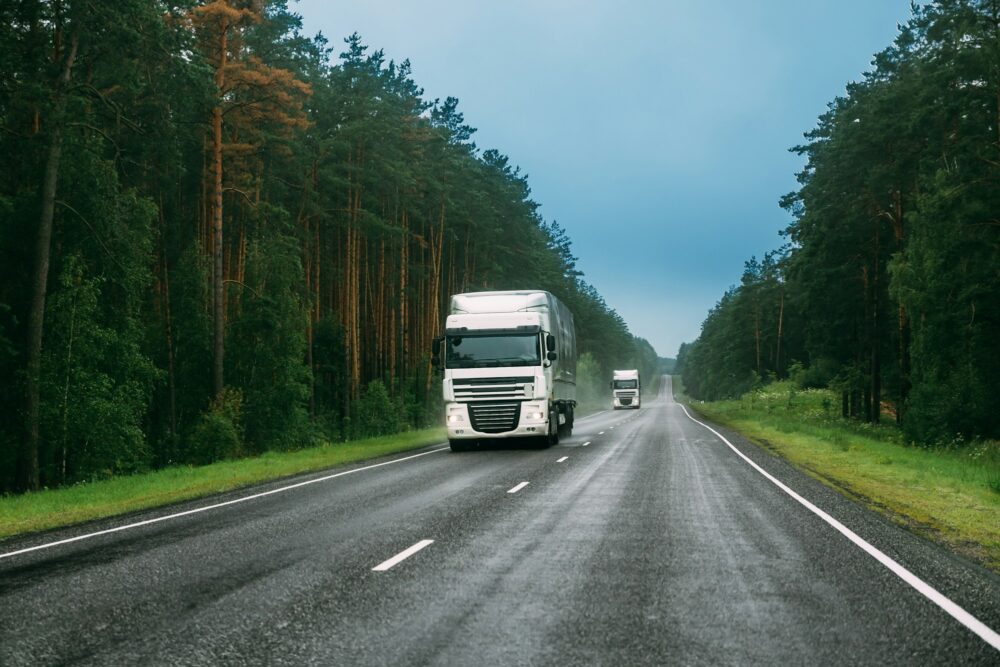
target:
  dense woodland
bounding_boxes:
[679,0,1000,445]
[0,0,659,493]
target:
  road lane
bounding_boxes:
[1,378,998,665]
[0,402,631,664]
[679,401,1000,650]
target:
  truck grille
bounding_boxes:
[468,402,520,433]
[453,376,533,402]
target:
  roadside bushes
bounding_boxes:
[790,357,839,390]
[351,380,402,439]
[187,388,244,465]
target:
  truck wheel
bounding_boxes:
[449,439,472,452]
[558,404,574,438]
[546,411,560,446]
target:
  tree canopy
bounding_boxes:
[680,0,1000,445]
[0,1,653,492]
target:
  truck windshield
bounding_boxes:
[446,333,540,368]
[614,379,638,389]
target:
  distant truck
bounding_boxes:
[432,290,577,452]
[611,369,640,409]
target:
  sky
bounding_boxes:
[293,0,915,359]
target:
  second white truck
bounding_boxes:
[611,369,640,409]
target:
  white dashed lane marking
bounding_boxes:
[372,540,434,572]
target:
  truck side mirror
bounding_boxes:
[546,334,556,352]
[431,336,444,369]
[547,351,557,361]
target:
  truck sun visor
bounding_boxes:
[445,325,541,335]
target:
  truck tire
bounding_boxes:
[558,404,574,438]
[546,408,560,446]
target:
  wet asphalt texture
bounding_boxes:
[1,378,999,665]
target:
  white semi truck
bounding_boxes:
[611,369,640,409]
[432,290,577,452]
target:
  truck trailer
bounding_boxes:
[433,290,577,452]
[611,369,640,409]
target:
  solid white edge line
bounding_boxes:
[507,482,530,494]
[576,410,608,422]
[372,539,434,572]
[0,446,450,562]
[678,404,1000,651]
[556,456,569,463]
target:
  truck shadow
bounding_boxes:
[459,437,554,451]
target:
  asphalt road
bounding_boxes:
[2,377,999,665]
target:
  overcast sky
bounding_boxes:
[294,0,914,358]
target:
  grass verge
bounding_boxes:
[0,428,445,542]
[680,380,1000,571]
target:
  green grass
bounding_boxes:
[681,380,1000,571]
[0,428,445,541]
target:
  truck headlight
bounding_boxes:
[447,414,464,423]
[528,411,544,420]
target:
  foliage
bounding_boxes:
[40,256,156,482]
[0,1,656,493]
[188,388,244,465]
[229,232,311,452]
[352,380,402,439]
[682,1,1000,445]
[681,252,796,401]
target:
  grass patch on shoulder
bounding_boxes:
[0,428,445,542]
[683,381,1000,571]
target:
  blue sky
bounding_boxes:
[294,1,914,358]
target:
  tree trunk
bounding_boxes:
[426,200,446,391]
[754,307,761,376]
[400,208,409,381]
[892,190,908,423]
[897,304,909,424]
[159,192,178,441]
[775,288,784,377]
[21,33,78,492]
[870,218,881,424]
[211,16,229,397]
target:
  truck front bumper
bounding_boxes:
[612,397,640,409]
[445,401,551,439]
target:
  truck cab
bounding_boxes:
[433,291,576,451]
[611,369,640,409]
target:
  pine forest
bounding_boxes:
[0,1,659,493]
[679,1,1000,446]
